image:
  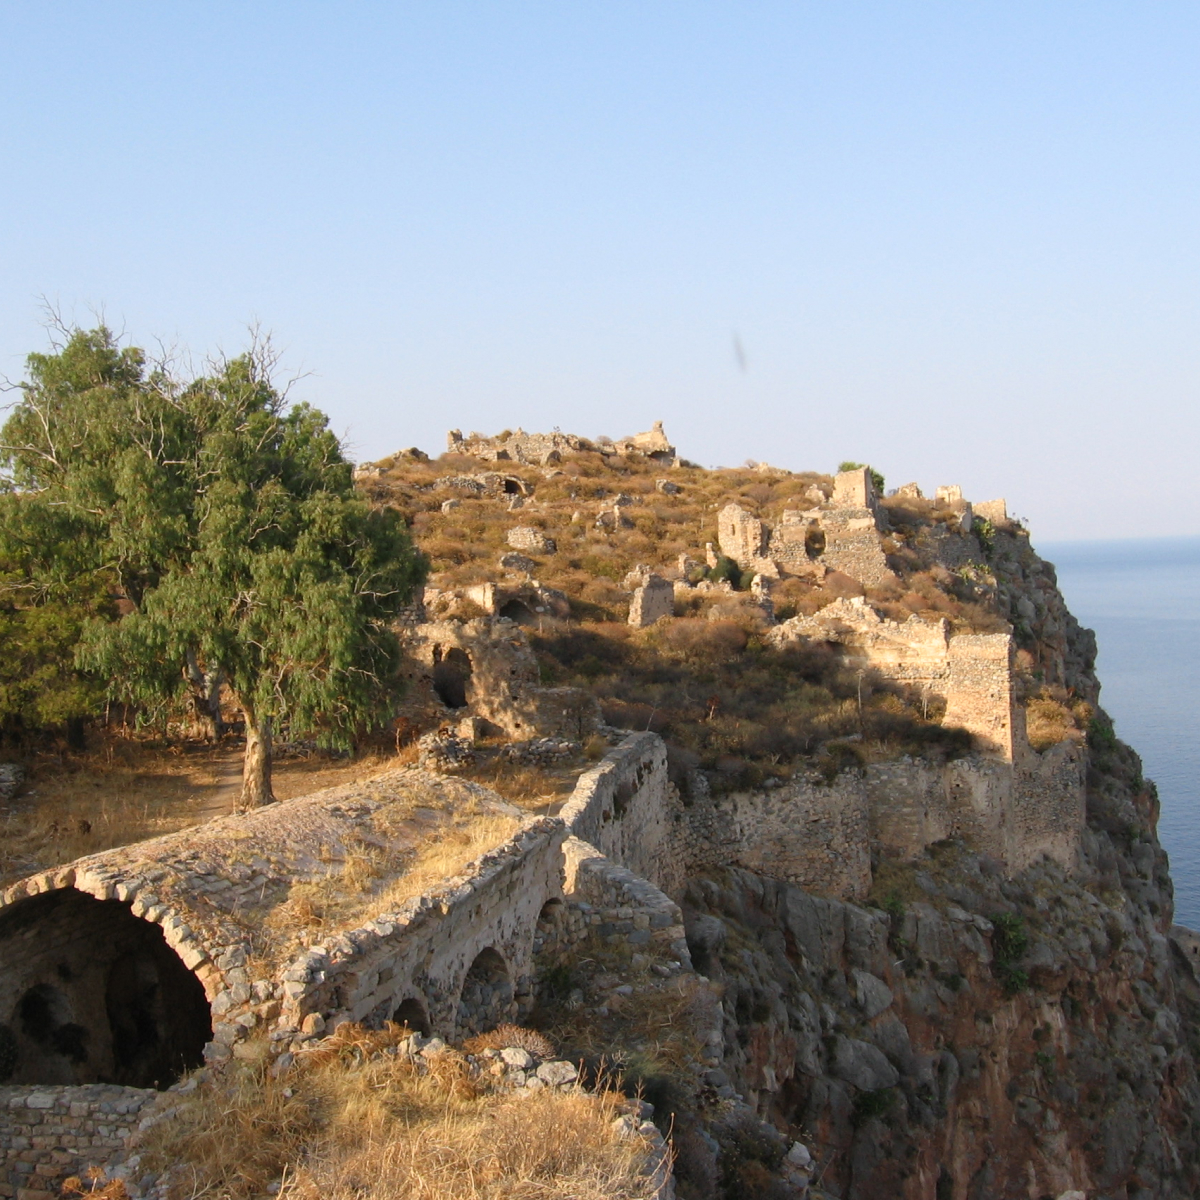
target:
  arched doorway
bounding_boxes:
[457,948,513,1038]
[432,647,472,709]
[392,997,431,1036]
[0,889,212,1089]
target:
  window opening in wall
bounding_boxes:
[806,527,826,558]
[392,998,431,1036]
[431,646,473,709]
[457,947,513,1038]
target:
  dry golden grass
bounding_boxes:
[459,758,581,814]
[258,789,521,967]
[142,1026,659,1200]
[1025,688,1091,753]
[462,1024,556,1058]
[0,740,402,886]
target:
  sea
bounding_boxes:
[1041,536,1200,929]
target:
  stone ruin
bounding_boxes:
[0,736,693,1196]
[396,611,600,743]
[626,572,674,629]
[447,422,677,467]
[716,466,895,588]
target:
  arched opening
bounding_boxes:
[805,527,826,558]
[457,948,513,1038]
[392,997,431,1036]
[0,889,211,1089]
[498,599,536,626]
[501,478,523,495]
[431,646,472,709]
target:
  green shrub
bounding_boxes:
[851,1087,896,1127]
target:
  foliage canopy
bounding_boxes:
[0,326,426,803]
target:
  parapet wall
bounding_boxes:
[276,817,566,1042]
[558,732,677,893]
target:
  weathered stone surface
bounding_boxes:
[831,1036,900,1091]
[506,527,555,554]
[628,575,674,628]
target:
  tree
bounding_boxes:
[1,326,427,806]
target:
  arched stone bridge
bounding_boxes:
[0,769,567,1089]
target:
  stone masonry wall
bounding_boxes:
[684,774,873,901]
[273,817,566,1049]
[0,1085,157,1200]
[557,732,677,893]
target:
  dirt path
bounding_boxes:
[192,749,243,822]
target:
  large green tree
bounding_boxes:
[1,326,426,805]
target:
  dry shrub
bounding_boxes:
[462,1024,556,1058]
[143,1027,657,1200]
[656,619,747,663]
[1025,688,1090,752]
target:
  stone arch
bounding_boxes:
[0,888,212,1089]
[501,477,524,495]
[432,646,473,709]
[392,997,432,1036]
[456,947,514,1038]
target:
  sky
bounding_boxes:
[2,3,1199,542]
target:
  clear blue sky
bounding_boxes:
[3,3,1198,540]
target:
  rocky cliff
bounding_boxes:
[365,431,1198,1199]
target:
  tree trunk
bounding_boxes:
[240,708,275,808]
[186,650,226,741]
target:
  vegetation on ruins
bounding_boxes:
[139,1023,658,1200]
[0,326,426,805]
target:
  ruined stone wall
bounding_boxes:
[684,775,873,901]
[398,617,600,741]
[543,837,692,966]
[679,749,1085,901]
[557,733,677,893]
[0,1084,157,1200]
[276,818,566,1046]
[770,600,1021,761]
[944,634,1020,759]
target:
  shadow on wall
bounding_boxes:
[0,890,211,1089]
[432,646,473,709]
[456,948,513,1039]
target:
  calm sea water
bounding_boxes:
[1041,536,1200,928]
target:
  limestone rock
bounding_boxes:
[851,969,893,1019]
[831,1035,900,1091]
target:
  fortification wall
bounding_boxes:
[680,747,1084,901]
[557,732,678,893]
[770,600,1020,761]
[684,774,872,900]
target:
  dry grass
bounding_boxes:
[462,1024,556,1058]
[258,790,521,967]
[459,757,581,814]
[0,739,403,886]
[1024,686,1091,753]
[141,1026,659,1200]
